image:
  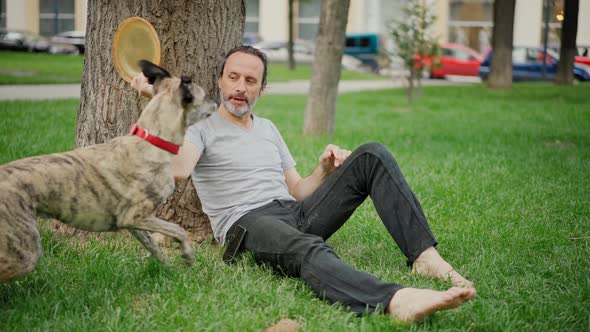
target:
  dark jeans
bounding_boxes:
[227,142,437,314]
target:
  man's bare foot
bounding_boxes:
[388,287,476,323]
[412,247,474,288]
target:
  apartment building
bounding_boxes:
[1,0,86,36]
[2,0,589,54]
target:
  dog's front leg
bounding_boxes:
[125,216,194,266]
[128,229,170,265]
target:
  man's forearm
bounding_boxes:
[290,165,330,201]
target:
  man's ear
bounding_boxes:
[259,86,265,97]
[138,60,171,85]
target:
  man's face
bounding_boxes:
[218,52,265,118]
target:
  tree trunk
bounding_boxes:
[416,68,422,98]
[407,67,415,104]
[555,0,579,85]
[74,0,245,242]
[488,0,515,89]
[303,0,350,136]
[288,0,296,70]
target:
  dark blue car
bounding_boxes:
[479,46,590,82]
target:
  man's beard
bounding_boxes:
[222,93,258,118]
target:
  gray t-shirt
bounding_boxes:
[185,111,296,244]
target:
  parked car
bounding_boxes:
[49,31,85,55]
[412,43,481,79]
[254,40,314,54]
[243,32,259,46]
[573,46,590,66]
[549,45,590,66]
[429,43,482,78]
[253,40,315,64]
[0,29,49,52]
[253,39,365,72]
[344,33,381,72]
[479,46,590,82]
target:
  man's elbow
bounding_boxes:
[174,174,189,182]
[172,167,192,182]
[289,189,298,201]
[289,186,305,202]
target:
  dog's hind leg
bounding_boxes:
[128,229,170,265]
[0,211,42,281]
[124,216,194,266]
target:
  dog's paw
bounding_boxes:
[181,241,195,266]
[129,229,171,265]
[148,250,171,266]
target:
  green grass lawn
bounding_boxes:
[0,51,85,85]
[268,62,384,81]
[0,51,382,85]
[0,84,589,331]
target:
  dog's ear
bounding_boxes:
[138,60,171,85]
[179,76,194,106]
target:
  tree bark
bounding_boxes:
[74,0,245,242]
[407,67,415,105]
[555,0,579,85]
[288,0,295,70]
[488,0,515,89]
[303,0,350,136]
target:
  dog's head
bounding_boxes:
[136,61,216,140]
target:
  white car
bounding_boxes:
[254,40,366,72]
[49,31,85,55]
[253,40,314,63]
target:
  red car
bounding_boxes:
[549,46,590,66]
[575,56,590,66]
[429,43,482,78]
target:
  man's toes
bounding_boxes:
[463,287,477,300]
[453,279,475,289]
[449,287,476,302]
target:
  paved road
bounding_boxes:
[0,84,82,100]
[0,76,481,100]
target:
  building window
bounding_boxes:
[448,0,493,54]
[0,0,6,29]
[245,0,259,34]
[298,0,320,41]
[541,0,563,48]
[39,0,75,36]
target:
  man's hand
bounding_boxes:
[131,73,155,98]
[319,144,352,175]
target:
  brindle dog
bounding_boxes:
[0,61,214,281]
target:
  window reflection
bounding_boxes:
[448,0,493,54]
[541,0,564,47]
[245,0,260,35]
[39,0,75,36]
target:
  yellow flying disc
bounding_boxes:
[112,17,161,82]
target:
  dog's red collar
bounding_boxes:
[129,124,180,155]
